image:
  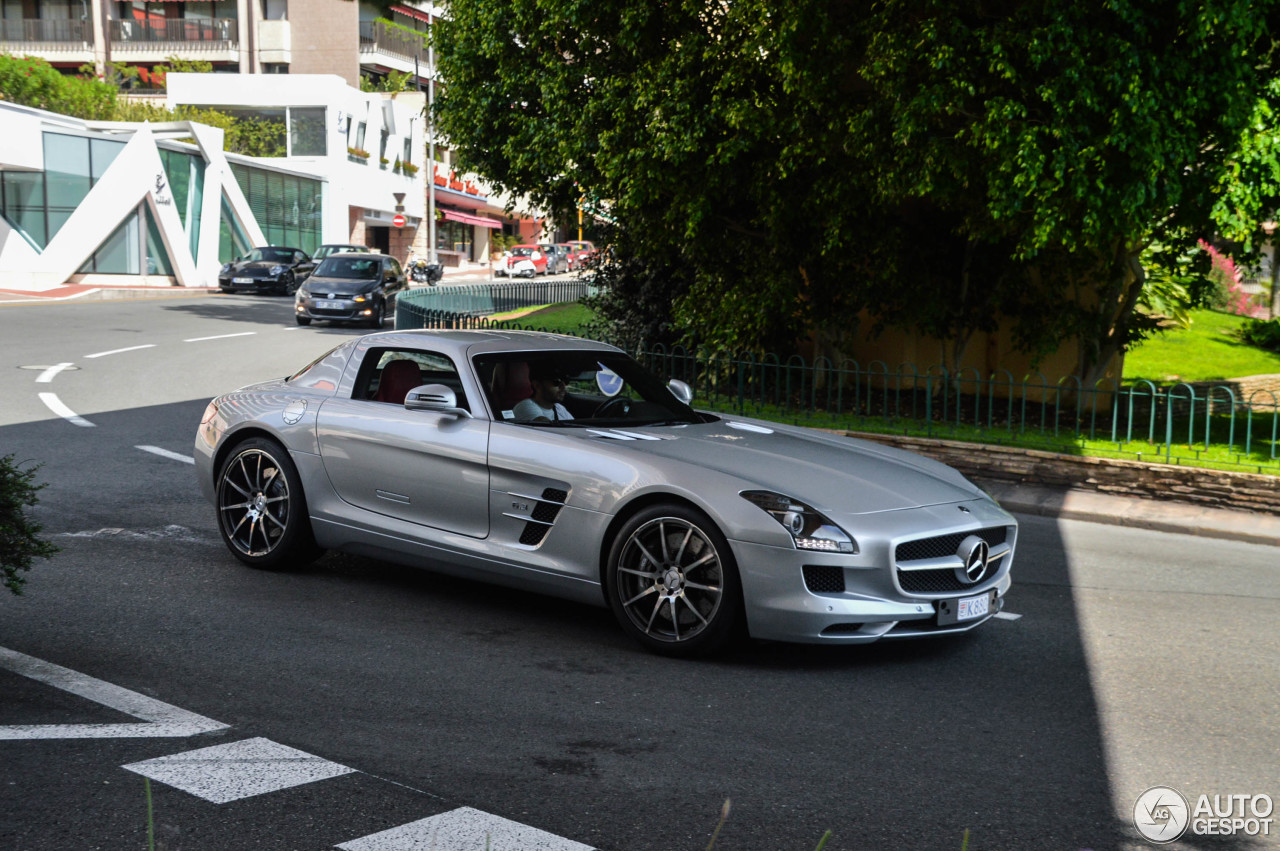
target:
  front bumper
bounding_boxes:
[730,510,1016,644]
[295,295,378,323]
[220,275,285,292]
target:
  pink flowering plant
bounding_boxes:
[1197,239,1264,317]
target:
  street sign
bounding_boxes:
[393,214,406,228]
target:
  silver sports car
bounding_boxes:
[195,330,1016,656]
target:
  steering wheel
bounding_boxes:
[593,396,632,418]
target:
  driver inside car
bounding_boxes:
[513,362,575,422]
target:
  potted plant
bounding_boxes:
[347,146,370,163]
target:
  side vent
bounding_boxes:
[516,488,569,546]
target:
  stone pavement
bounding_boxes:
[984,480,1280,547]
[1,281,1277,547]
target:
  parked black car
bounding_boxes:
[218,246,313,295]
[294,253,407,327]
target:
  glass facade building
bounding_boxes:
[0,129,323,278]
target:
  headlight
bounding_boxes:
[269,265,284,275]
[741,490,857,553]
[220,263,231,273]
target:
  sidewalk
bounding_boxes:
[985,480,1280,547]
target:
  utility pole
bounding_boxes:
[426,19,436,267]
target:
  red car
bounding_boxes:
[567,240,596,268]
[497,245,548,278]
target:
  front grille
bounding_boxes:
[803,565,845,594]
[895,527,1007,562]
[895,526,1009,595]
[898,569,976,594]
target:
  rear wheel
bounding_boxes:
[605,503,742,656]
[215,437,321,570]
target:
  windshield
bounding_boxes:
[245,247,296,263]
[475,351,703,427]
[314,245,367,259]
[510,246,535,257]
[314,256,381,279]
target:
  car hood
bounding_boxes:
[303,276,377,295]
[230,260,285,272]
[581,419,983,515]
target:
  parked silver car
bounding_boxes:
[195,330,1015,656]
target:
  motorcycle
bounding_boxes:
[409,258,443,286]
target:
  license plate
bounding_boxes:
[232,277,253,284]
[937,590,994,625]
[315,299,345,309]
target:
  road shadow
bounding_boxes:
[4,399,1244,851]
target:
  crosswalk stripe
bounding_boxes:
[123,737,357,804]
[336,807,594,851]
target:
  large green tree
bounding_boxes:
[434,0,1280,381]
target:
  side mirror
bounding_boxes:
[668,379,693,406]
[405,384,472,418]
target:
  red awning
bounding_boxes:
[390,4,432,23]
[441,209,502,229]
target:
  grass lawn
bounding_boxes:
[1123,309,1280,383]
[489,302,598,336]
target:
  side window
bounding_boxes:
[358,348,469,410]
[388,258,403,278]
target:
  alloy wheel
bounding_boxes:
[613,516,726,645]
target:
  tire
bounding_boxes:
[366,300,385,328]
[219,287,232,294]
[295,316,312,326]
[215,437,322,570]
[604,503,742,656]
[280,272,296,296]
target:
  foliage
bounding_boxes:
[0,54,115,119]
[0,455,58,595]
[1198,239,1264,317]
[1239,318,1280,354]
[433,0,1280,385]
[361,68,414,93]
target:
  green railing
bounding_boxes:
[396,281,591,327]
[394,292,1280,475]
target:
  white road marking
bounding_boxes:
[37,392,94,427]
[123,738,356,804]
[34,362,74,383]
[337,807,595,851]
[184,331,256,342]
[84,344,156,359]
[0,646,228,740]
[994,611,1022,621]
[136,445,195,465]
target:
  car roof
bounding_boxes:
[359,329,621,359]
[320,244,369,249]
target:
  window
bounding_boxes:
[359,348,468,411]
[288,107,326,156]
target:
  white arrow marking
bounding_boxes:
[0,646,228,740]
[34,363,74,383]
[38,392,94,427]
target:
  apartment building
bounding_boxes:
[0,0,545,281]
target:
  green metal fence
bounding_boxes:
[396,281,591,327]
[395,289,1280,475]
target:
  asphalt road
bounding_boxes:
[0,294,1276,851]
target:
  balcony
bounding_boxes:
[0,18,94,61]
[109,18,238,63]
[358,20,428,73]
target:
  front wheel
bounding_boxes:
[295,316,311,326]
[215,437,321,570]
[605,504,742,656]
[280,272,296,296]
[366,300,385,328]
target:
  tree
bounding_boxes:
[0,455,58,595]
[361,3,1280,380]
